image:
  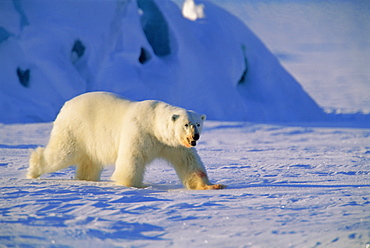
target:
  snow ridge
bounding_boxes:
[1,0,368,127]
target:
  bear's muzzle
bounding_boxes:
[183,124,201,148]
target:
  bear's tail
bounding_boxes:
[27,147,45,179]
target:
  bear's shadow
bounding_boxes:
[33,178,185,191]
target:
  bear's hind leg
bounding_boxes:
[75,158,103,181]
[27,147,46,179]
[27,126,79,179]
[27,145,76,179]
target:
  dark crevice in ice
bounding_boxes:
[71,39,86,62]
[16,67,30,88]
[138,47,152,64]
[237,44,249,85]
[0,27,12,44]
[13,0,29,28]
[137,0,171,57]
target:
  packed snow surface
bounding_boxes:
[1,0,370,247]
[0,122,369,247]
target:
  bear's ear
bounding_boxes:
[201,114,206,122]
[171,114,180,122]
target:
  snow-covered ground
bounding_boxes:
[1,122,369,247]
[1,0,370,247]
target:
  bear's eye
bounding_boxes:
[185,124,189,128]
[196,124,200,127]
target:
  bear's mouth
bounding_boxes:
[186,137,197,147]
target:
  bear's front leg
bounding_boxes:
[186,169,226,190]
[161,147,226,190]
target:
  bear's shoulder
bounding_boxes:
[137,100,185,115]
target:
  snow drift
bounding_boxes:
[0,0,366,125]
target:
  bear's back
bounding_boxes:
[62,92,130,117]
[52,92,134,162]
[53,92,133,135]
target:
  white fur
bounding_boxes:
[27,92,225,190]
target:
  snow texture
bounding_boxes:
[0,122,369,247]
[182,0,205,21]
[1,0,369,125]
[1,0,370,247]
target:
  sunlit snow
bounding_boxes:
[1,0,370,247]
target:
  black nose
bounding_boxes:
[193,133,200,141]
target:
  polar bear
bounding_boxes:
[27,92,225,190]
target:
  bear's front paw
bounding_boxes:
[26,171,40,179]
[205,184,226,190]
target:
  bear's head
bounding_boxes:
[171,110,206,148]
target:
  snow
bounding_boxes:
[2,0,369,125]
[1,122,370,247]
[215,0,370,116]
[182,0,205,21]
[1,0,370,247]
